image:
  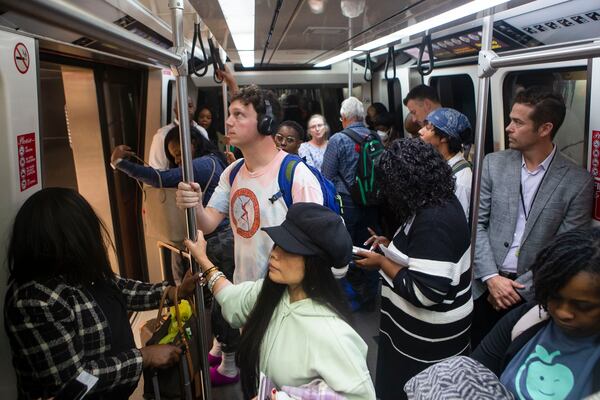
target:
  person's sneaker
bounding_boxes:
[207,353,222,367]
[210,366,240,386]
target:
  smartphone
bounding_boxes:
[352,246,372,260]
[54,370,98,400]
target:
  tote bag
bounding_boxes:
[142,157,216,245]
[142,287,204,400]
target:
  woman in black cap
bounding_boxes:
[355,138,472,400]
[184,203,375,399]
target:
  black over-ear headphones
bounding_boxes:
[258,99,276,136]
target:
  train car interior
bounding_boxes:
[0,0,599,398]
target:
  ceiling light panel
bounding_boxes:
[218,0,255,67]
[314,50,362,67]
[355,0,511,52]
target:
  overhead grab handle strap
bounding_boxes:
[384,46,396,81]
[364,52,373,82]
[417,33,435,82]
[191,15,209,77]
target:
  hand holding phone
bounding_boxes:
[54,370,98,400]
[352,246,372,260]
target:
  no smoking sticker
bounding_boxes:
[14,42,30,74]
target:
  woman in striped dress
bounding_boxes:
[355,138,472,400]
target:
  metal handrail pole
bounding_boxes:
[0,0,181,66]
[347,57,354,97]
[221,48,229,146]
[169,1,212,399]
[490,41,600,69]
[469,13,494,265]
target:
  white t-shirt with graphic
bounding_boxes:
[208,151,323,283]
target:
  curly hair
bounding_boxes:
[532,227,600,310]
[378,138,455,224]
[230,84,282,124]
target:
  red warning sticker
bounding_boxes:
[14,42,30,74]
[17,132,37,192]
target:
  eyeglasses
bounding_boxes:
[274,134,298,145]
[308,123,324,130]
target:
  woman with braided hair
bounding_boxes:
[473,227,600,400]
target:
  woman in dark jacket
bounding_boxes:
[4,188,199,399]
[472,228,600,400]
[111,127,226,199]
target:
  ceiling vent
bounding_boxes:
[303,26,348,36]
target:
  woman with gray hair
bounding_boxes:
[299,114,330,171]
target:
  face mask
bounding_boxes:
[377,130,388,140]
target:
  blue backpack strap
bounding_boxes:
[275,153,300,208]
[228,159,245,186]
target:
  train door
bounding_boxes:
[38,56,148,280]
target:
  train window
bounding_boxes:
[166,80,175,124]
[265,85,345,134]
[387,78,404,133]
[196,87,225,148]
[429,74,493,154]
[502,68,587,167]
[430,75,476,129]
[39,62,78,189]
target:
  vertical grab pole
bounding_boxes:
[469,12,494,265]
[168,1,212,399]
[347,57,354,98]
[221,48,229,149]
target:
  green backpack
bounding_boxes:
[342,128,385,207]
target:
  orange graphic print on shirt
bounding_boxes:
[231,188,261,238]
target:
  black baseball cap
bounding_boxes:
[262,203,352,268]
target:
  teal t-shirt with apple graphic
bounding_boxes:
[500,321,600,400]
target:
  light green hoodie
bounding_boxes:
[216,279,376,399]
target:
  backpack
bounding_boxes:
[228,154,342,214]
[510,304,549,341]
[341,128,385,207]
[451,159,472,175]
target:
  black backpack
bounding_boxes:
[341,128,385,207]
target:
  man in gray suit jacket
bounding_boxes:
[472,86,593,348]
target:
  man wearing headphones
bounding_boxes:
[176,83,323,384]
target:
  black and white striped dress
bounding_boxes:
[375,196,472,400]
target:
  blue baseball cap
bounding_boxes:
[426,108,471,142]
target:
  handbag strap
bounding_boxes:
[131,153,164,190]
[152,286,172,332]
[202,156,217,194]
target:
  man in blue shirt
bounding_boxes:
[322,97,381,311]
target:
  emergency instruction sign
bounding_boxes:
[17,132,37,191]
